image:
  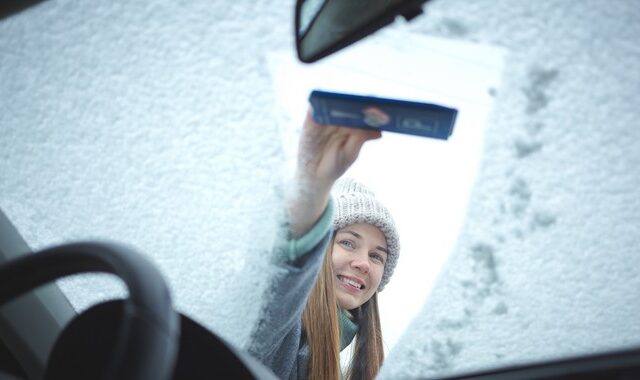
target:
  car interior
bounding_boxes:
[1,0,639,379]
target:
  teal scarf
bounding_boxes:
[339,309,359,350]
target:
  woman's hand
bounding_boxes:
[298,109,381,188]
[289,109,381,238]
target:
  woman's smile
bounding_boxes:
[337,274,366,292]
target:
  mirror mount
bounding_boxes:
[401,6,424,21]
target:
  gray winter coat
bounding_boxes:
[248,200,358,379]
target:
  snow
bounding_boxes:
[379,1,640,378]
[0,0,289,347]
[1,0,640,378]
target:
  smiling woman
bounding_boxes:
[305,179,400,380]
[247,111,400,380]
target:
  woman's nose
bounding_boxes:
[351,251,369,273]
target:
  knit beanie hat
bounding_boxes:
[332,177,399,291]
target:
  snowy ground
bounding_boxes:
[1,0,639,378]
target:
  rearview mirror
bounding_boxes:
[295,0,429,63]
[0,0,47,20]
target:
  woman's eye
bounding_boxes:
[339,240,354,249]
[370,253,385,264]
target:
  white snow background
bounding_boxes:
[1,0,640,378]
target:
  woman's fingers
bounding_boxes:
[299,110,382,183]
[341,128,381,167]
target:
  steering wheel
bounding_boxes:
[0,242,179,380]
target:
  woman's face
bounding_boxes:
[332,223,388,310]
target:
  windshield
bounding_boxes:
[1,1,639,379]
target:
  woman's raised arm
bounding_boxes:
[288,110,380,239]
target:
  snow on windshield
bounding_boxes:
[1,1,639,379]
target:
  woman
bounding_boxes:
[248,110,400,380]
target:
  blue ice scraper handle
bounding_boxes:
[308,90,457,140]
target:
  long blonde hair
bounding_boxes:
[302,241,384,380]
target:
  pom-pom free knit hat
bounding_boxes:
[332,177,399,291]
